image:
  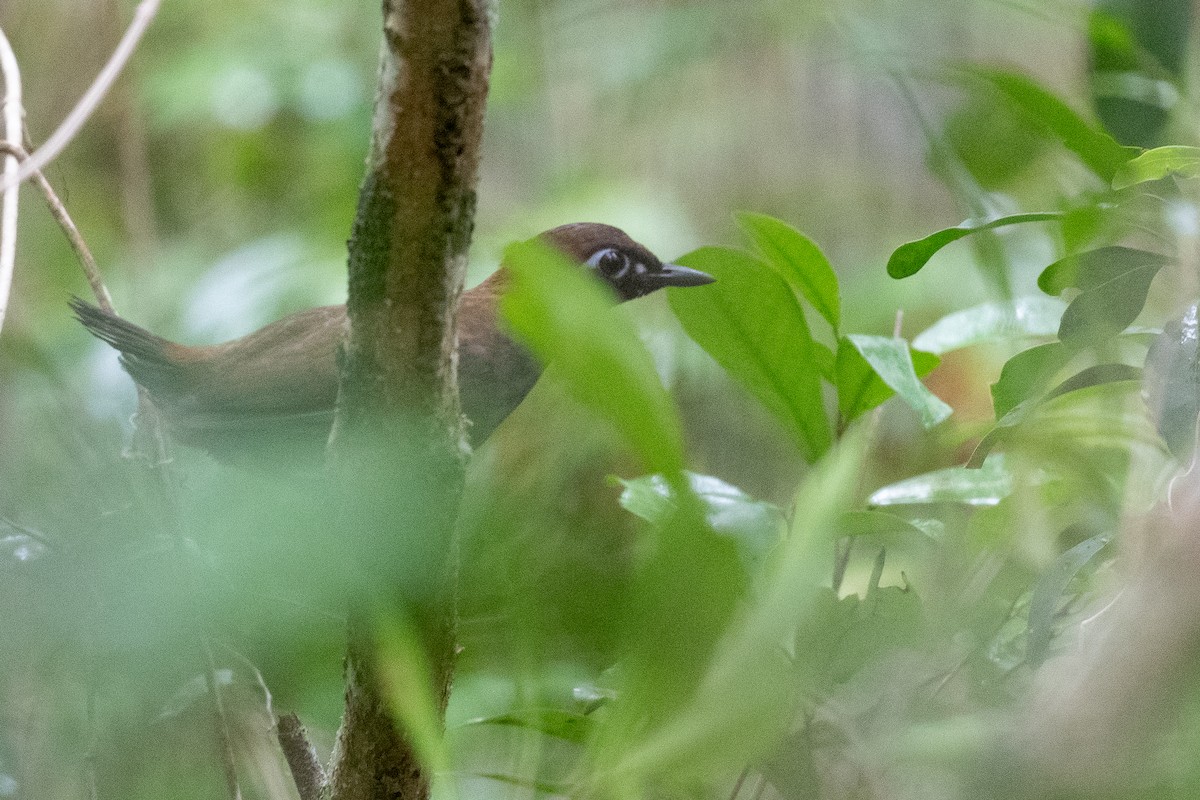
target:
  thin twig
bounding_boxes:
[0,25,23,338]
[0,142,114,311]
[0,0,162,194]
[276,713,328,800]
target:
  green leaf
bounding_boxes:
[991,342,1073,418]
[969,68,1136,180]
[616,472,785,575]
[600,430,866,788]
[1038,247,1169,348]
[913,296,1067,354]
[669,246,831,461]
[836,337,940,424]
[1144,304,1200,458]
[868,456,1014,507]
[887,213,1063,279]
[838,510,938,542]
[1027,533,1111,667]
[1112,145,1200,189]
[459,709,595,743]
[843,334,951,428]
[971,378,1160,467]
[501,239,685,476]
[738,212,841,331]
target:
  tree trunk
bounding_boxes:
[325,1,492,798]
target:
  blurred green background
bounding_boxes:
[2,0,1198,798]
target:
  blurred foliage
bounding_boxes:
[4,0,1200,799]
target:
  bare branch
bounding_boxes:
[0,142,114,312]
[0,0,162,194]
[0,24,22,338]
[277,713,328,800]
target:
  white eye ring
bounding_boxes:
[588,248,631,279]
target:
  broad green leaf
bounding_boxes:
[969,69,1136,180]
[868,455,1013,507]
[738,212,841,331]
[887,213,1063,279]
[844,334,951,428]
[1112,145,1200,189]
[1038,247,1169,347]
[616,472,785,575]
[502,239,685,476]
[991,342,1073,418]
[1027,533,1111,667]
[913,296,1067,354]
[1144,304,1200,458]
[669,246,831,460]
[811,340,837,382]
[836,337,940,424]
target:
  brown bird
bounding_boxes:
[72,223,714,463]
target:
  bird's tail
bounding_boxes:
[70,298,183,394]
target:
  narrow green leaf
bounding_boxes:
[887,212,1063,279]
[970,68,1136,180]
[460,709,595,743]
[1027,533,1111,667]
[845,334,952,428]
[738,212,841,331]
[913,296,1067,354]
[501,239,685,476]
[1038,247,1169,347]
[991,342,1073,418]
[1112,145,1200,189]
[868,456,1013,507]
[836,337,940,424]
[669,247,831,461]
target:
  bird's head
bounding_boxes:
[539,222,715,301]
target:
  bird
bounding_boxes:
[71,223,715,463]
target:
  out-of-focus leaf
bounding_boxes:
[1090,1,1190,148]
[738,212,841,331]
[836,337,940,424]
[376,612,452,785]
[969,68,1136,180]
[598,430,865,789]
[842,335,951,428]
[471,773,570,795]
[811,340,837,382]
[616,472,785,574]
[1038,247,1169,347]
[970,379,1164,468]
[158,669,235,721]
[1112,145,1200,189]
[1027,533,1111,667]
[460,709,595,743]
[1144,304,1200,458]
[887,213,1063,279]
[1045,364,1142,402]
[991,342,1073,418]
[502,239,685,476]
[838,510,937,542]
[669,247,831,460]
[868,456,1013,507]
[913,297,1067,354]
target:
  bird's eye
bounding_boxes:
[589,248,630,279]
